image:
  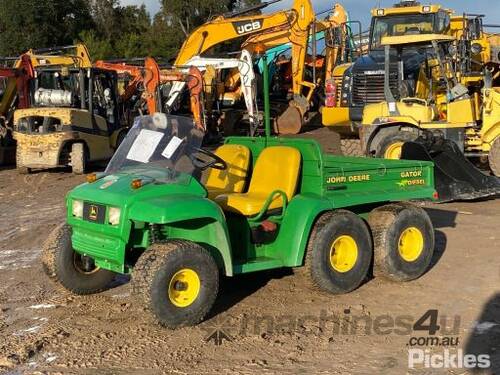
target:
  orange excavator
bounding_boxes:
[0,55,35,164]
[94,58,206,131]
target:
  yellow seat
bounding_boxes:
[204,144,251,200]
[215,146,301,216]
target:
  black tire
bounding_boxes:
[304,210,373,294]
[16,150,30,174]
[131,240,219,329]
[374,130,418,159]
[70,143,87,174]
[368,203,435,282]
[488,136,500,177]
[341,139,363,156]
[41,224,115,294]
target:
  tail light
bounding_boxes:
[325,79,337,108]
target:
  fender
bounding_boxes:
[274,194,333,267]
[362,121,419,155]
[128,195,234,276]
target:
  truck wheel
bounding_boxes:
[375,131,417,159]
[41,224,115,294]
[488,137,500,177]
[368,203,435,282]
[341,139,363,157]
[132,240,219,329]
[70,143,87,174]
[305,210,373,294]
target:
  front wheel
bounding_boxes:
[374,130,417,159]
[70,143,87,174]
[368,203,435,282]
[132,240,219,329]
[304,210,373,294]
[41,224,115,294]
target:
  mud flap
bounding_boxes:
[401,137,500,202]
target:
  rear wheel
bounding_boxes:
[368,203,435,282]
[70,143,87,174]
[132,240,219,328]
[375,130,418,159]
[488,136,500,177]
[304,210,373,294]
[41,224,115,294]
[341,139,363,156]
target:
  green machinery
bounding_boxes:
[42,56,438,328]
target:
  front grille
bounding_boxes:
[351,72,399,106]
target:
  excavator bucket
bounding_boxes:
[401,136,500,202]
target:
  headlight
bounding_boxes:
[72,200,84,218]
[108,207,121,226]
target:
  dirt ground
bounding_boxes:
[0,166,499,375]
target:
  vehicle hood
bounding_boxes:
[67,172,207,210]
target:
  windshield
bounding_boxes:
[105,114,203,184]
[370,11,450,49]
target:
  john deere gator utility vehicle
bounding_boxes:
[13,65,129,174]
[42,57,438,328]
[360,34,500,201]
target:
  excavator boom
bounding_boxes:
[174,0,313,67]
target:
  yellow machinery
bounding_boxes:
[322,1,500,157]
[0,44,93,165]
[12,64,127,174]
[360,34,500,200]
[23,44,92,69]
[243,3,352,133]
[174,0,316,134]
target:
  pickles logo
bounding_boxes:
[89,205,98,221]
[232,19,263,35]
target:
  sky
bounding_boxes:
[121,0,500,29]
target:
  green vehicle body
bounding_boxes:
[66,135,436,277]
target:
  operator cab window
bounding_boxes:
[370,11,450,49]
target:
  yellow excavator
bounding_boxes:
[174,0,316,134]
[243,3,353,133]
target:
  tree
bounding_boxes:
[0,0,93,56]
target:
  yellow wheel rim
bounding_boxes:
[384,142,404,159]
[398,227,424,262]
[329,235,359,273]
[168,268,201,308]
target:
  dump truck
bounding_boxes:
[42,55,438,328]
[321,0,500,152]
[360,34,500,201]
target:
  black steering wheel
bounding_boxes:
[190,147,227,171]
